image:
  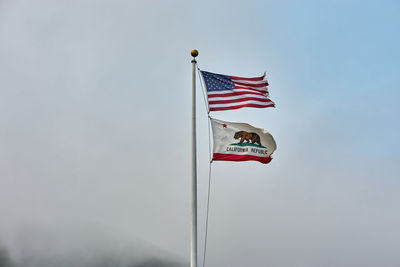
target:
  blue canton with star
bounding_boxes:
[201,71,235,91]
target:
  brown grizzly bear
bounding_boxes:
[234,131,262,146]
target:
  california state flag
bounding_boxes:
[211,118,277,164]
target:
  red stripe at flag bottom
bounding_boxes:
[209,103,275,111]
[213,153,272,164]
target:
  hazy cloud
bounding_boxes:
[0,0,399,266]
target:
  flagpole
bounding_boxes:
[190,49,199,267]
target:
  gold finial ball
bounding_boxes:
[191,49,199,57]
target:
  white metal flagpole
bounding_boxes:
[190,49,199,267]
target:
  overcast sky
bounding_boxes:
[1,0,399,266]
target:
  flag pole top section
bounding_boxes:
[191,49,199,57]
[191,49,198,63]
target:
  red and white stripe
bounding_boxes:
[213,153,273,164]
[207,74,275,111]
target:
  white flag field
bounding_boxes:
[210,118,277,164]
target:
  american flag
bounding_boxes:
[200,70,275,111]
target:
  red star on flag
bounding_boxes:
[222,124,227,128]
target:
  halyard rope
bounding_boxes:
[202,159,212,267]
[197,66,213,267]
[197,66,210,114]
